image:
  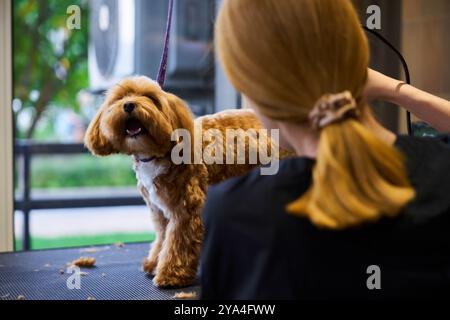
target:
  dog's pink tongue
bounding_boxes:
[126,119,143,136]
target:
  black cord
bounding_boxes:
[363,26,413,136]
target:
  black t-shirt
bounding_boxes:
[200,135,450,300]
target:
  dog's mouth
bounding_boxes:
[125,118,146,138]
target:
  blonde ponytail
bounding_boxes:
[287,118,415,229]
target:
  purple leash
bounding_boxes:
[136,0,174,163]
[156,0,175,87]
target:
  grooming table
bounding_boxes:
[0,243,200,300]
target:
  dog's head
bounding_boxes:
[84,76,193,158]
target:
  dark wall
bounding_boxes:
[353,0,402,132]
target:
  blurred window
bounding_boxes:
[13,0,234,251]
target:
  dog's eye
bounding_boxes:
[147,96,162,110]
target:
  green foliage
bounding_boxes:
[31,155,137,189]
[13,0,89,139]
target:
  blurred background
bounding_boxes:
[12,0,449,251]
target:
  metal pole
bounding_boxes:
[22,145,31,251]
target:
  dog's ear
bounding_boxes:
[84,106,114,156]
[165,93,194,133]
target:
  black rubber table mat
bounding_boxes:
[0,242,200,300]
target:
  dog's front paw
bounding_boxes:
[142,258,157,275]
[152,271,196,288]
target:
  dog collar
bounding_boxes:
[138,156,157,163]
[133,155,157,163]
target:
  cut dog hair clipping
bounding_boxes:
[70,257,96,268]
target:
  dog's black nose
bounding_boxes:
[124,103,135,113]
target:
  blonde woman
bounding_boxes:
[201,0,450,299]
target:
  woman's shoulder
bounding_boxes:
[202,157,314,220]
[395,134,450,226]
[395,134,450,176]
[395,134,450,152]
[209,156,314,197]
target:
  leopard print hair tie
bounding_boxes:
[308,91,360,130]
